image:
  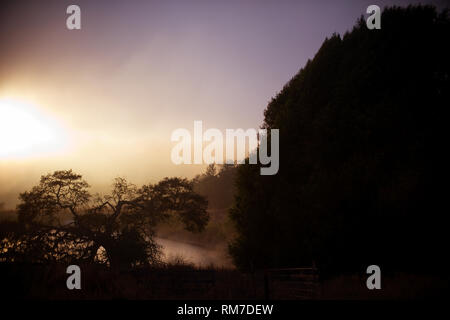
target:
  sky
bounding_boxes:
[0,0,446,208]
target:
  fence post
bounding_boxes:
[264,270,270,300]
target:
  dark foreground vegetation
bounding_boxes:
[0,262,447,300]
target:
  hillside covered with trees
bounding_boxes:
[229,5,449,274]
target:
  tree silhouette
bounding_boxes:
[1,170,208,268]
[230,5,449,273]
[194,164,237,209]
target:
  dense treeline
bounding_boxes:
[194,164,237,210]
[229,5,449,274]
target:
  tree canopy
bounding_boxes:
[1,170,208,268]
[229,5,449,273]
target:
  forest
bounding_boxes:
[229,5,449,275]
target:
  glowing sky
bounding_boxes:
[0,0,444,207]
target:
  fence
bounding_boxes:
[264,267,320,299]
